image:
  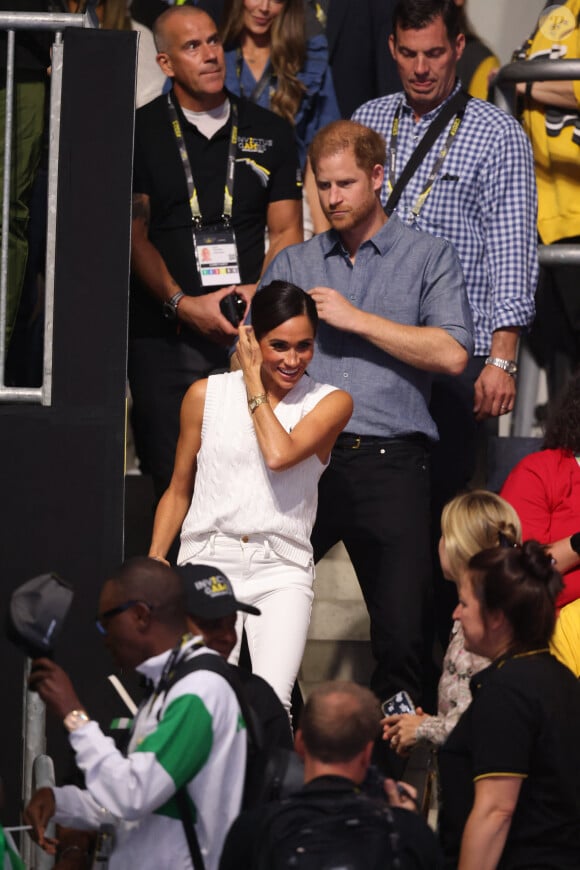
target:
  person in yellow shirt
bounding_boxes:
[551,597,580,677]
[454,0,499,100]
[515,1,580,399]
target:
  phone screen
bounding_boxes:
[381,691,416,717]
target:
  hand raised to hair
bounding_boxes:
[308,287,359,331]
[236,325,265,397]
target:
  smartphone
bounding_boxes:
[381,691,416,717]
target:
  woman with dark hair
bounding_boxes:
[438,540,580,869]
[219,0,340,169]
[149,281,352,716]
[501,372,580,608]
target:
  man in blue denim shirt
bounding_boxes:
[260,119,473,713]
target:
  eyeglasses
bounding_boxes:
[95,600,153,635]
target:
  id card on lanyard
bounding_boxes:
[193,226,241,287]
[167,94,242,287]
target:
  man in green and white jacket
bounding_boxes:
[24,557,246,870]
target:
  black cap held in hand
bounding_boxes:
[6,572,74,659]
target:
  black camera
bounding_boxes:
[220,292,246,326]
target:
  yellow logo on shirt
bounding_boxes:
[538,5,575,40]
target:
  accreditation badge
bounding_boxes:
[193,225,241,287]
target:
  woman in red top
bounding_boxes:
[501,373,580,608]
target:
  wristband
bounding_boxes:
[570,532,580,556]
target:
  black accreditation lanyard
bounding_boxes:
[235,47,274,104]
[167,93,239,228]
[387,98,467,220]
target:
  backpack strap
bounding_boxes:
[162,651,262,870]
[164,652,263,752]
[174,786,206,870]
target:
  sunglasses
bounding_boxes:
[95,600,153,635]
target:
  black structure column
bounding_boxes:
[0,27,136,817]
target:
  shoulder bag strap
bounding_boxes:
[385,89,471,216]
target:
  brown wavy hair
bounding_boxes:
[68,0,131,30]
[220,0,306,126]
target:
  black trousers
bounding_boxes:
[311,437,432,707]
[128,334,228,500]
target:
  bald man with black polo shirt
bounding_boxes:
[129,5,302,499]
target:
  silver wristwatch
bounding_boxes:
[484,356,518,377]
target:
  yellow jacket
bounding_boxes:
[521,0,580,244]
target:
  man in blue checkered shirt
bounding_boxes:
[353,0,538,645]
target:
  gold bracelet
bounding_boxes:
[248,393,268,414]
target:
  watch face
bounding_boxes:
[163,301,177,321]
[506,362,518,375]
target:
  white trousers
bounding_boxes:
[183,533,314,719]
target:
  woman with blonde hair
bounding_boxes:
[219,0,340,169]
[385,490,522,754]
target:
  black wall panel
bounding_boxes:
[0,27,136,820]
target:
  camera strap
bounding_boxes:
[385,88,471,218]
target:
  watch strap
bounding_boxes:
[248,394,268,414]
[484,356,518,376]
[163,291,186,321]
[570,532,580,556]
[64,709,90,732]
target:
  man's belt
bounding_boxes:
[333,432,429,451]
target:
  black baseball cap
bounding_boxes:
[176,564,260,619]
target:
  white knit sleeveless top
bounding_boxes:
[178,370,338,567]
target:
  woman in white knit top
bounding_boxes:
[384,490,522,754]
[149,281,352,716]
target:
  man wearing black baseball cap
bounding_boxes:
[177,564,292,750]
[178,562,260,659]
